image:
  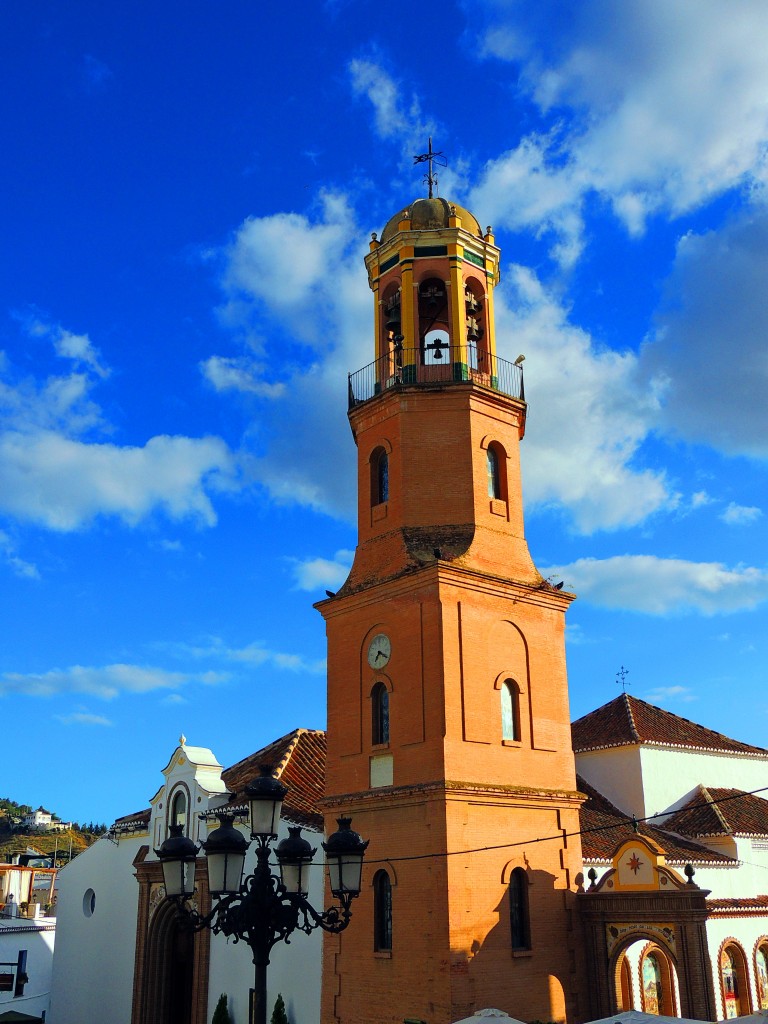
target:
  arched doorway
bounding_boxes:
[139,897,196,1024]
[720,941,751,1019]
[640,944,677,1016]
[612,938,679,1016]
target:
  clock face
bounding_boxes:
[367,633,391,669]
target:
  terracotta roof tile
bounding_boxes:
[223,728,325,832]
[577,775,733,865]
[707,895,768,910]
[572,694,767,756]
[114,809,151,826]
[664,786,768,838]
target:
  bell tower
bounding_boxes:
[317,196,584,1024]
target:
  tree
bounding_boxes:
[270,994,289,1024]
[212,993,231,1024]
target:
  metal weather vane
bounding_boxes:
[414,137,447,198]
[616,665,630,692]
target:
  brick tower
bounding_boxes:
[317,196,584,1024]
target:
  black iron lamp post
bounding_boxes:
[156,765,368,1024]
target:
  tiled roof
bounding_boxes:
[577,775,733,865]
[223,728,325,832]
[707,895,768,911]
[114,808,151,826]
[664,786,768,838]
[572,694,768,756]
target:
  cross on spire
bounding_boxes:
[414,137,447,199]
[616,665,630,692]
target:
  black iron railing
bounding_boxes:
[348,345,525,408]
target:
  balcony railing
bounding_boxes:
[348,345,525,409]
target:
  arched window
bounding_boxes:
[756,941,768,1009]
[721,943,751,1018]
[641,946,676,1016]
[171,790,187,830]
[373,870,392,951]
[371,448,389,506]
[372,682,390,746]
[418,278,450,363]
[509,867,530,950]
[501,679,521,742]
[487,442,505,501]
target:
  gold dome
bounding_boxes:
[380,197,483,243]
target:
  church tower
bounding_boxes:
[317,195,584,1024]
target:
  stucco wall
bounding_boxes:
[575,746,644,817]
[639,746,768,820]
[49,833,142,1024]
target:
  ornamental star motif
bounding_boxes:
[627,853,643,875]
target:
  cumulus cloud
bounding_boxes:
[544,554,768,615]
[0,320,239,531]
[469,0,768,256]
[206,193,370,518]
[721,502,763,526]
[291,549,354,591]
[496,266,672,531]
[641,210,768,459]
[0,431,235,530]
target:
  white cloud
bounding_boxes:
[641,210,768,459]
[162,694,188,705]
[544,554,768,615]
[0,431,235,530]
[0,530,39,579]
[25,316,109,378]
[56,710,113,726]
[208,193,370,519]
[1,320,240,532]
[496,266,673,531]
[349,60,434,152]
[200,356,285,397]
[644,685,697,704]
[721,502,763,526]
[469,0,768,256]
[0,663,190,700]
[291,550,354,591]
[163,636,326,675]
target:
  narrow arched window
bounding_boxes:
[509,867,530,950]
[371,448,389,506]
[171,790,187,829]
[487,445,501,499]
[372,682,390,745]
[373,870,393,951]
[501,680,521,742]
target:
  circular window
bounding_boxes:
[82,888,96,917]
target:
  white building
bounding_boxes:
[22,809,53,833]
[0,914,56,1022]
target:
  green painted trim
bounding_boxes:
[463,250,485,268]
[380,254,399,273]
[452,362,470,381]
[401,364,418,383]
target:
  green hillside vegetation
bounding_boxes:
[0,798,107,864]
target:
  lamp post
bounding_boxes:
[156,764,368,1024]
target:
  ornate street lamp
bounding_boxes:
[155,765,368,1024]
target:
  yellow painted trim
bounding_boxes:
[400,259,416,351]
[371,278,382,360]
[448,258,467,361]
[485,278,497,360]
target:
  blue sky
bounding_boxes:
[2,1,767,825]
